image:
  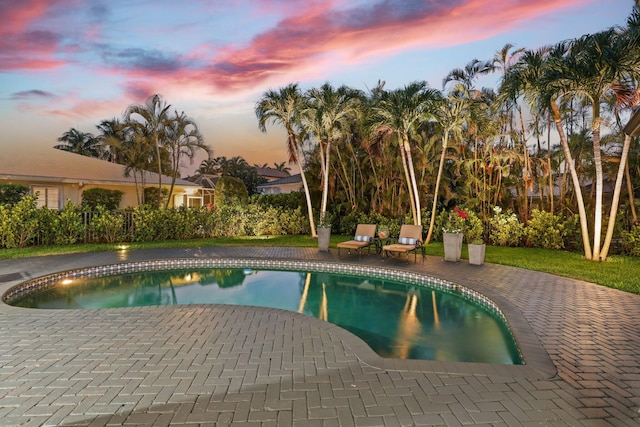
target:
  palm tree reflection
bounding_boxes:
[393,288,422,359]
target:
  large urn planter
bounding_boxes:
[443,232,463,262]
[317,227,331,252]
[468,243,486,265]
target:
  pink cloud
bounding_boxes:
[194,0,586,92]
[0,0,77,71]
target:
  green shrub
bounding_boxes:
[214,176,248,207]
[525,209,575,250]
[54,200,86,245]
[463,209,484,244]
[251,192,304,210]
[143,187,169,209]
[621,224,640,257]
[35,205,58,246]
[0,184,29,206]
[82,188,124,210]
[489,206,523,247]
[131,205,162,242]
[0,195,40,248]
[89,205,124,243]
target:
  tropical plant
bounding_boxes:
[368,81,441,226]
[0,184,29,206]
[303,83,361,225]
[54,128,103,158]
[256,83,317,237]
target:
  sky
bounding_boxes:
[0,0,634,175]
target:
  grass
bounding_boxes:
[1,235,638,295]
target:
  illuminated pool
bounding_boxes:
[4,259,522,364]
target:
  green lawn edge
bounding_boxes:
[1,235,637,295]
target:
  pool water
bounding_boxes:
[11,267,522,364]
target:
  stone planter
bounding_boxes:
[317,227,331,251]
[443,232,463,262]
[468,243,486,265]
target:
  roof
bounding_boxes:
[257,173,302,188]
[185,174,219,188]
[254,167,290,179]
[0,147,199,188]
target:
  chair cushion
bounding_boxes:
[398,237,417,245]
[354,235,371,242]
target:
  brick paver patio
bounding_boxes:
[0,247,638,426]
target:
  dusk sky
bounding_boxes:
[0,0,633,175]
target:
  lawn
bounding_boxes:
[1,235,638,295]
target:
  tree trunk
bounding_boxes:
[403,137,421,226]
[296,146,317,238]
[591,109,603,261]
[600,134,632,260]
[398,138,417,225]
[426,131,449,244]
[551,101,592,259]
[626,160,638,224]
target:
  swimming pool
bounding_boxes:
[4,258,522,365]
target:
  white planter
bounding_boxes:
[317,227,331,251]
[468,243,486,265]
[443,232,463,262]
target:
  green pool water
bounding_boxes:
[11,267,522,364]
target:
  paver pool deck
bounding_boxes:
[0,246,638,426]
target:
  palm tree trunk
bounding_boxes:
[626,160,638,223]
[320,140,331,222]
[551,101,592,259]
[403,138,422,226]
[591,110,603,260]
[600,134,632,260]
[426,131,449,244]
[296,146,317,238]
[398,139,417,224]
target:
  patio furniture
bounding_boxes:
[337,224,377,259]
[382,224,425,262]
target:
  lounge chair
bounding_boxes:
[382,224,425,262]
[337,224,377,259]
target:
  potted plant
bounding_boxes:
[464,211,485,265]
[442,207,466,262]
[317,214,332,252]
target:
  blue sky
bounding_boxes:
[0,0,633,174]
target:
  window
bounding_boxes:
[32,186,60,209]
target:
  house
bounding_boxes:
[0,148,202,209]
[254,167,290,182]
[257,173,303,194]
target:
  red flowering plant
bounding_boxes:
[442,206,468,234]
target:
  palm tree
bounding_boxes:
[255,83,317,237]
[425,95,467,243]
[125,94,172,196]
[303,83,361,224]
[272,162,291,174]
[557,27,638,260]
[369,81,441,226]
[164,111,211,208]
[54,128,101,157]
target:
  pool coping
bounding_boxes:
[1,257,556,380]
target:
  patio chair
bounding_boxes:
[382,224,425,262]
[337,224,377,259]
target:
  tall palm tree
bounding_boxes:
[54,128,101,158]
[125,94,172,196]
[255,83,317,237]
[303,83,361,224]
[501,44,593,258]
[164,111,211,208]
[369,81,441,226]
[558,27,637,260]
[426,95,467,243]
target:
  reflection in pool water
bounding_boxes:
[11,267,522,364]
